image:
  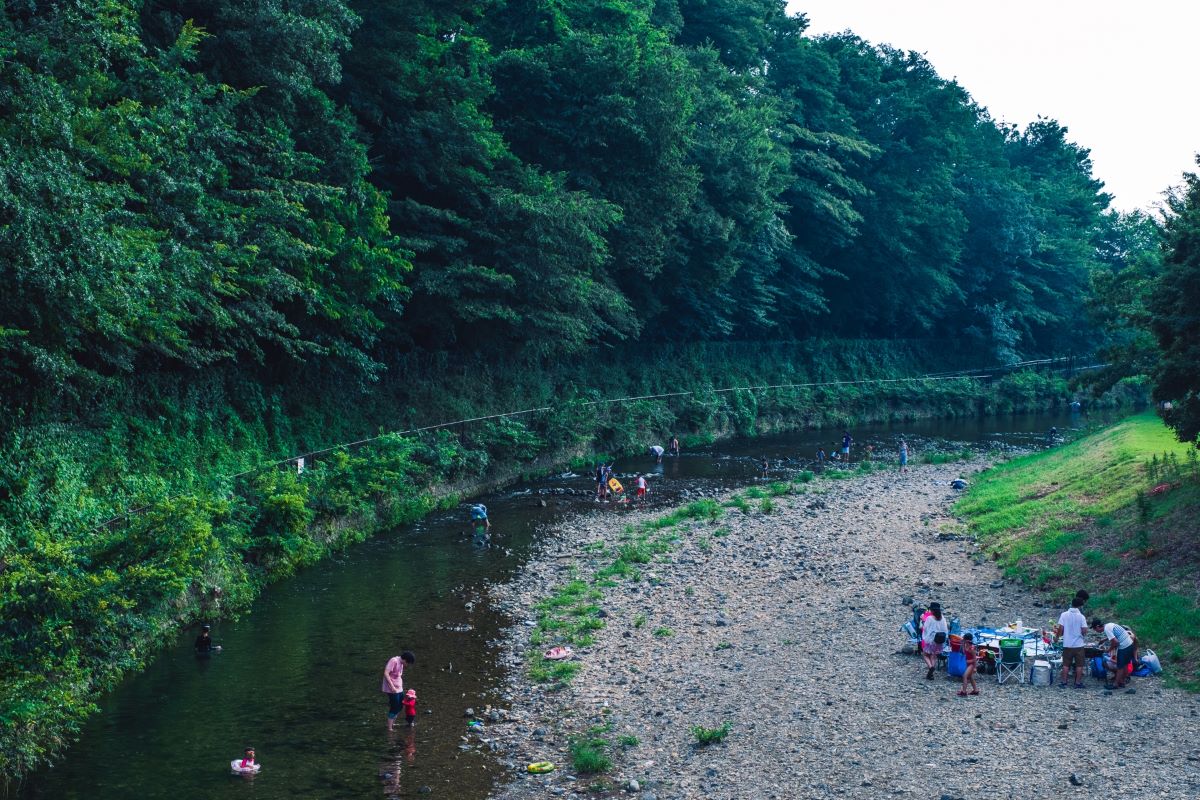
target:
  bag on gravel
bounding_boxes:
[1140,649,1162,674]
[946,651,967,677]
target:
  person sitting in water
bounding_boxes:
[239,747,256,770]
[195,624,221,653]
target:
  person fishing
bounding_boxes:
[194,624,221,654]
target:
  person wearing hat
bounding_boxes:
[401,689,418,727]
[920,603,949,680]
[194,624,221,654]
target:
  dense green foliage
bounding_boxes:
[3,0,1123,408]
[1149,162,1200,445]
[0,0,1167,778]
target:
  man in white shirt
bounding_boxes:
[1054,596,1089,688]
[1091,617,1137,692]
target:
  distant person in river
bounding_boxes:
[470,504,490,541]
[1047,426,1059,445]
[194,624,221,654]
[841,430,853,461]
[382,651,416,730]
[649,444,665,463]
[595,463,608,501]
[899,439,909,474]
[669,436,680,457]
[239,747,256,770]
[760,456,770,478]
[816,447,826,465]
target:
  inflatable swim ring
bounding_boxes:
[543,646,573,661]
[230,760,261,774]
[527,761,555,774]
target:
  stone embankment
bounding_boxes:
[485,462,1200,799]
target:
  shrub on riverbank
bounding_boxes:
[956,413,1200,687]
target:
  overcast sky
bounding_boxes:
[786,1,1200,213]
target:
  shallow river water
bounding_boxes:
[17,411,1096,799]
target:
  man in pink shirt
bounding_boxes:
[382,651,415,730]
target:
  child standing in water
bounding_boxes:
[402,689,418,727]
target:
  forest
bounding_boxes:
[2,0,1197,779]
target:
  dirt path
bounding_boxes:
[484,462,1200,799]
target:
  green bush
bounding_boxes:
[692,722,732,745]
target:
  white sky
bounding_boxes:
[786,1,1200,212]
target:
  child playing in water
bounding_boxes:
[957,634,979,696]
[402,689,418,727]
[239,747,256,769]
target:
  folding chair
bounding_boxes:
[996,638,1025,685]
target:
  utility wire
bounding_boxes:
[87,357,1101,532]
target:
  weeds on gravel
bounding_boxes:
[769,481,792,496]
[692,722,731,745]
[759,498,775,514]
[570,735,612,773]
[743,486,767,499]
[529,657,582,686]
[653,627,673,638]
[697,536,711,552]
[796,470,815,483]
[724,494,751,513]
[633,614,647,628]
[618,735,639,747]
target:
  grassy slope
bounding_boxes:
[956,413,1200,687]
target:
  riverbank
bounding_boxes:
[955,412,1200,687]
[4,351,1093,778]
[487,460,1200,798]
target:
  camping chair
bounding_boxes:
[996,638,1025,685]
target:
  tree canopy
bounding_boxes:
[1,0,1132,408]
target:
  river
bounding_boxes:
[17,411,1094,799]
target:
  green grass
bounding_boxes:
[569,736,612,773]
[759,497,775,514]
[653,626,674,638]
[956,412,1200,687]
[691,722,732,745]
[633,613,647,628]
[618,735,639,747]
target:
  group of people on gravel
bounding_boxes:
[918,590,1144,696]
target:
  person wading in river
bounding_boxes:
[382,651,415,730]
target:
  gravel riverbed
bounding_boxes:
[481,461,1200,799]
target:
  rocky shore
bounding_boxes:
[484,461,1200,799]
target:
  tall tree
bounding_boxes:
[1149,162,1200,444]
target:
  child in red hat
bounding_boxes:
[402,689,418,727]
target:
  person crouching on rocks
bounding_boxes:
[920,602,948,680]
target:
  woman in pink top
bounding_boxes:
[382,651,415,730]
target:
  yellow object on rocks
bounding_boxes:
[527,761,555,774]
